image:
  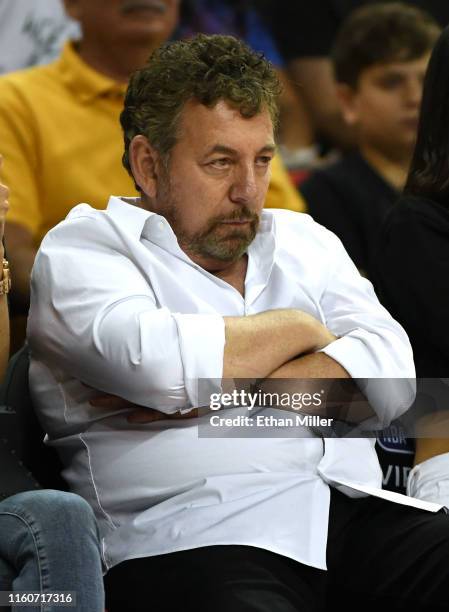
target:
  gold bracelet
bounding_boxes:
[0,258,11,295]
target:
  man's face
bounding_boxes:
[64,0,179,46]
[338,54,430,158]
[149,100,275,270]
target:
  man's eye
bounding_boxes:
[209,158,230,168]
[256,156,273,166]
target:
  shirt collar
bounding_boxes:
[57,41,127,103]
[106,196,153,238]
[106,196,277,283]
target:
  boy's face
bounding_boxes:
[337,54,430,158]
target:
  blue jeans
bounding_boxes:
[0,490,104,612]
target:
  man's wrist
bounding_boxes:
[304,316,336,352]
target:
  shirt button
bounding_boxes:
[158,221,164,231]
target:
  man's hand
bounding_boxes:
[89,393,198,423]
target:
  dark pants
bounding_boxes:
[104,490,449,612]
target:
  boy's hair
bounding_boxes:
[332,2,440,87]
[120,33,281,178]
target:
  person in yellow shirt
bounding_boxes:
[2,0,304,316]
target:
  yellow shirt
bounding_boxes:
[0,42,304,245]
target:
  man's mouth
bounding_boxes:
[220,219,252,225]
[121,1,167,15]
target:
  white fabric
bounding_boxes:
[0,0,79,74]
[407,452,449,509]
[28,198,421,571]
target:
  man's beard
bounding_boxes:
[159,181,260,263]
[182,208,260,262]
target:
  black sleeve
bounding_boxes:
[375,200,449,365]
[300,173,365,271]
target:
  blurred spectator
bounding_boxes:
[375,24,449,507]
[178,0,317,174]
[0,0,79,74]
[262,0,449,151]
[1,0,180,334]
[300,3,439,282]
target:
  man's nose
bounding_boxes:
[229,166,258,204]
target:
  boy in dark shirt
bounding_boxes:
[300,3,439,282]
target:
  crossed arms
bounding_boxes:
[27,206,415,428]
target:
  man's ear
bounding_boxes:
[129,135,161,199]
[335,83,360,126]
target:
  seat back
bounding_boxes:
[0,345,67,491]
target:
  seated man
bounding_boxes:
[28,34,449,612]
[300,3,440,282]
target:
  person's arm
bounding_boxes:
[90,214,414,427]
[222,309,335,379]
[0,167,9,379]
[407,408,449,504]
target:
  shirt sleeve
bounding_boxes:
[28,212,225,413]
[0,76,42,239]
[317,227,416,428]
[375,200,449,370]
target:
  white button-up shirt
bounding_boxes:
[28,197,418,571]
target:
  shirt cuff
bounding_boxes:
[172,313,225,408]
[319,334,415,428]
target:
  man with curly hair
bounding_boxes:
[28,34,449,612]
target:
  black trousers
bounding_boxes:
[104,490,449,612]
